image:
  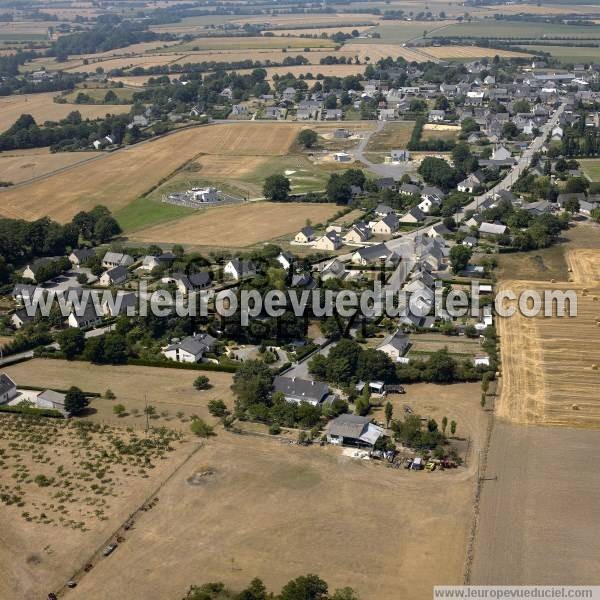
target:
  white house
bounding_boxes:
[99,265,128,286]
[273,376,331,406]
[68,248,95,267]
[276,252,294,271]
[224,259,256,281]
[162,333,216,363]
[399,207,425,223]
[68,303,103,329]
[491,146,512,161]
[314,231,342,251]
[376,331,410,362]
[294,226,314,243]
[102,252,134,269]
[479,222,508,237]
[371,213,399,235]
[343,223,372,244]
[0,374,18,404]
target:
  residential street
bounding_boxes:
[459,101,567,218]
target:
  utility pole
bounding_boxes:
[144,393,149,433]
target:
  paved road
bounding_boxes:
[459,102,567,218]
[351,119,415,179]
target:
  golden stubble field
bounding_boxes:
[0,122,302,222]
[421,46,532,59]
[0,148,101,185]
[496,249,600,428]
[0,92,130,134]
[130,201,341,247]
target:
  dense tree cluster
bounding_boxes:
[185,574,359,600]
[0,111,133,152]
[48,16,172,59]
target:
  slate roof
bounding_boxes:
[273,376,329,403]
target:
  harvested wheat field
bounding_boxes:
[0,148,100,185]
[63,53,188,73]
[232,13,379,28]
[130,201,340,247]
[421,46,532,59]
[349,42,429,63]
[262,63,365,82]
[0,92,130,134]
[270,26,374,37]
[0,122,301,221]
[497,251,600,428]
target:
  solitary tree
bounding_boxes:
[297,128,318,148]
[441,415,448,433]
[64,387,89,416]
[193,375,211,390]
[450,420,457,435]
[190,418,214,438]
[449,244,472,274]
[263,174,291,202]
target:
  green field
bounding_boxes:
[114,195,192,233]
[0,33,47,41]
[518,44,600,63]
[580,159,600,182]
[349,21,448,43]
[442,20,600,39]
[151,36,337,53]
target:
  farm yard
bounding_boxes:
[128,201,342,247]
[0,122,303,223]
[0,93,130,134]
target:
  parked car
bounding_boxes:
[103,543,118,557]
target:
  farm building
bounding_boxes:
[326,414,384,448]
[36,389,68,416]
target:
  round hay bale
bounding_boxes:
[572,404,580,411]
[593,364,599,370]
[550,278,556,283]
[583,288,589,296]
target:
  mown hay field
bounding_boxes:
[0,92,130,134]
[496,249,600,428]
[0,148,101,185]
[0,122,302,222]
[63,53,188,73]
[152,36,337,53]
[421,45,532,59]
[129,201,341,247]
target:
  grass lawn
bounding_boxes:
[365,121,415,152]
[114,196,192,233]
[579,158,600,181]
